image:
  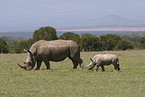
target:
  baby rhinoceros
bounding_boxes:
[87,54,120,72]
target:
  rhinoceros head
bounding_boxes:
[87,58,96,70]
[18,49,35,70]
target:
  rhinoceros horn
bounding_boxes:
[17,63,26,70]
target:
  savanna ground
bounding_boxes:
[0,50,145,97]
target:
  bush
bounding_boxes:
[81,33,95,37]
[115,40,134,50]
[59,32,80,44]
[100,34,122,50]
[80,36,101,51]
[0,38,9,53]
[140,37,145,49]
[33,26,58,41]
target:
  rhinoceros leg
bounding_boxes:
[94,64,99,72]
[77,58,84,69]
[112,58,120,71]
[69,56,84,69]
[118,64,120,71]
[72,60,78,69]
[113,63,120,71]
[43,60,50,70]
[69,56,83,69]
[35,60,42,70]
[113,60,118,71]
[101,65,105,71]
[114,64,117,71]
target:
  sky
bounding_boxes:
[0,0,145,32]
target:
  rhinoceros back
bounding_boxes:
[93,54,118,65]
[29,40,80,61]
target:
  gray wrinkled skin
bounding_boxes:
[18,40,84,70]
[87,54,120,72]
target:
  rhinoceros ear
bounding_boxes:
[90,58,93,62]
[24,49,31,54]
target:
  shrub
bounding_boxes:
[115,40,134,50]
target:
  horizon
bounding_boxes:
[1,30,145,40]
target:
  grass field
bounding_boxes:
[0,50,145,97]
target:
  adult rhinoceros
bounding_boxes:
[18,40,84,70]
[87,54,120,72]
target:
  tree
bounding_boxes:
[140,37,145,49]
[100,34,122,50]
[80,36,101,51]
[115,40,134,50]
[15,41,29,53]
[81,33,95,38]
[140,37,145,44]
[32,26,58,42]
[59,32,80,44]
[0,38,9,53]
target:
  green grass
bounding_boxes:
[0,50,145,97]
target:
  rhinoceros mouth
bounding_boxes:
[18,62,33,69]
[87,64,95,70]
[87,66,93,70]
[25,66,34,70]
[88,67,93,70]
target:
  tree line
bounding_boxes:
[1,26,145,53]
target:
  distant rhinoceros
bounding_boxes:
[18,40,84,70]
[87,54,120,72]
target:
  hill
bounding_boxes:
[56,15,145,30]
